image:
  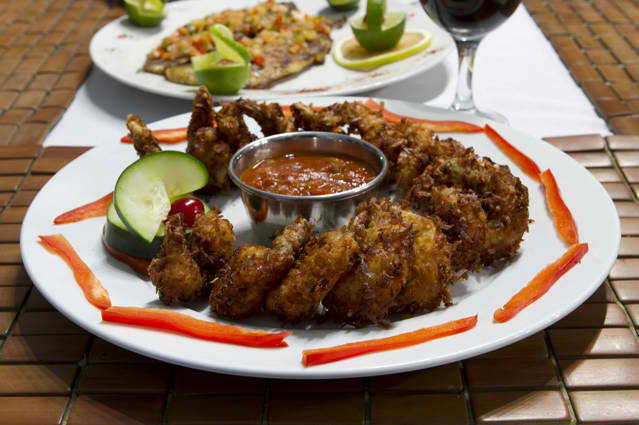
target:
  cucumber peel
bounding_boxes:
[105,195,209,259]
[114,151,208,243]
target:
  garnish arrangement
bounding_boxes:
[41,86,589,367]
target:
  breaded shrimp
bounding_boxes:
[324,205,414,327]
[237,98,296,136]
[126,114,161,157]
[148,214,203,305]
[209,217,313,319]
[265,228,359,324]
[189,207,235,293]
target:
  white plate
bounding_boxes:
[21,97,620,379]
[89,0,454,101]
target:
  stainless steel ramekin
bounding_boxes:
[228,131,388,243]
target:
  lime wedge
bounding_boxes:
[124,0,166,27]
[333,29,431,70]
[351,4,406,52]
[210,24,251,64]
[192,24,250,94]
[191,52,250,94]
[328,0,360,11]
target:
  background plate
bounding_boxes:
[89,0,454,101]
[21,97,620,379]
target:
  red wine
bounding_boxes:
[421,0,521,42]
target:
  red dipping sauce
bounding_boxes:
[240,153,376,196]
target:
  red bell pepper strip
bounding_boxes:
[302,315,478,367]
[53,192,113,225]
[540,169,579,245]
[364,98,484,133]
[39,234,112,310]
[102,306,291,348]
[120,127,188,145]
[494,242,589,323]
[484,124,541,182]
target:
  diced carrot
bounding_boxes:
[53,192,113,225]
[364,98,484,133]
[252,54,265,67]
[102,306,291,348]
[540,169,579,245]
[39,234,112,310]
[302,315,478,366]
[484,124,541,182]
[120,127,187,145]
[494,243,589,323]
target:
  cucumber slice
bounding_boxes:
[106,202,162,259]
[105,195,210,259]
[114,151,208,243]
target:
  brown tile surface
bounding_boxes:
[551,302,629,327]
[168,394,264,425]
[621,213,639,234]
[10,190,37,207]
[0,285,29,309]
[24,288,54,311]
[619,236,639,256]
[0,334,90,363]
[465,358,558,389]
[624,167,639,182]
[0,364,76,394]
[477,332,549,359]
[269,377,362,394]
[67,395,164,425]
[0,158,30,174]
[0,244,21,264]
[371,393,468,425]
[610,258,639,279]
[0,224,22,242]
[544,134,605,151]
[0,265,30,285]
[0,396,68,425]
[77,364,170,394]
[611,279,639,302]
[0,311,16,336]
[13,311,85,335]
[548,328,639,357]
[608,135,639,150]
[0,206,27,223]
[174,368,265,394]
[87,338,157,364]
[627,304,639,326]
[568,152,613,167]
[571,390,639,423]
[369,363,462,393]
[472,390,571,425]
[560,358,639,389]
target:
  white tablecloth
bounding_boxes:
[43,4,610,147]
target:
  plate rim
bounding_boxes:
[20,97,621,379]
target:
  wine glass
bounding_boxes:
[421,0,522,123]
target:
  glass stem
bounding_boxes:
[452,41,479,112]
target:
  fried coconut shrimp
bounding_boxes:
[388,202,454,314]
[409,139,529,271]
[265,228,359,324]
[237,99,296,136]
[186,86,256,192]
[324,202,415,327]
[209,217,313,320]
[189,207,235,292]
[342,198,454,317]
[126,114,161,157]
[148,214,203,305]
